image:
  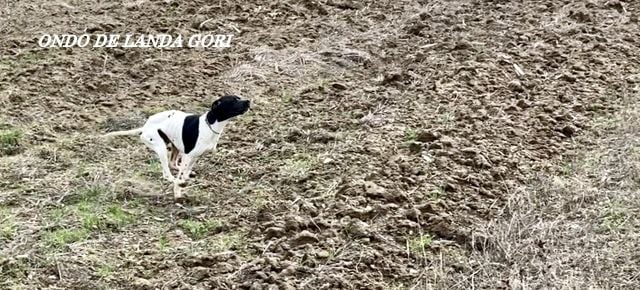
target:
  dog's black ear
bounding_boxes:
[211,99,221,109]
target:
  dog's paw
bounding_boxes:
[173,182,187,201]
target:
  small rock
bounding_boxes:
[461,147,479,155]
[440,137,454,147]
[344,206,374,219]
[562,73,577,82]
[264,227,287,239]
[402,207,421,220]
[508,80,525,92]
[265,256,280,268]
[559,94,573,103]
[211,251,238,261]
[191,266,211,281]
[397,219,420,228]
[280,282,296,290]
[504,105,520,112]
[428,142,443,150]
[190,15,208,30]
[560,125,577,137]
[452,41,473,51]
[280,265,297,276]
[474,155,492,169]
[284,215,306,231]
[255,271,268,280]
[346,219,371,238]
[364,181,386,196]
[291,230,319,246]
[250,282,263,290]
[443,183,457,192]
[331,82,348,90]
[571,63,588,71]
[416,130,441,142]
[401,176,416,185]
[212,262,235,274]
[133,277,153,289]
[408,141,422,154]
[516,99,530,108]
[301,202,319,217]
[316,250,330,258]
[377,203,400,212]
[380,71,405,85]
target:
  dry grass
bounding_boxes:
[437,98,640,289]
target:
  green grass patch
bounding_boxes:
[44,228,89,248]
[147,158,161,173]
[96,263,115,278]
[407,233,432,255]
[0,128,22,156]
[66,185,109,204]
[49,207,71,224]
[211,231,246,252]
[76,201,135,232]
[601,203,627,231]
[404,128,417,141]
[0,50,50,69]
[179,218,223,240]
[105,205,135,228]
[0,255,29,281]
[0,208,17,240]
[157,233,170,252]
[280,90,293,103]
[48,185,137,235]
[427,187,445,200]
[281,154,315,178]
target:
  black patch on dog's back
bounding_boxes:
[182,115,200,154]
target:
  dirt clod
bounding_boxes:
[508,80,525,92]
[560,125,578,137]
[316,250,330,259]
[417,131,441,142]
[290,230,319,246]
[264,227,287,239]
[132,278,153,290]
[363,181,386,196]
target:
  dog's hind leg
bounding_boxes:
[140,132,175,182]
[169,146,181,170]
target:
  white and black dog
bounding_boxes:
[103,95,250,197]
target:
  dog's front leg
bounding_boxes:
[176,156,197,183]
[173,156,197,200]
[183,157,198,181]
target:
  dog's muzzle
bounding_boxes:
[241,100,250,112]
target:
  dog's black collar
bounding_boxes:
[206,122,221,135]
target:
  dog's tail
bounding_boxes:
[102,128,143,138]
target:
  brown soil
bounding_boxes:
[1,0,639,289]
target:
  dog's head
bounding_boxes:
[207,95,250,123]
